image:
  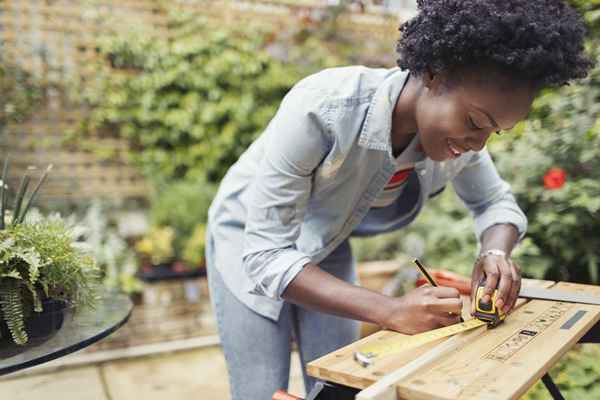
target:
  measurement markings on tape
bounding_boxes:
[354,318,486,367]
[484,302,572,362]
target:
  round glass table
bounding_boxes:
[0,289,133,376]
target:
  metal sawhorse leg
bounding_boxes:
[541,319,600,400]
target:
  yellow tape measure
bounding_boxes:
[354,318,487,367]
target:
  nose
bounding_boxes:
[466,129,493,151]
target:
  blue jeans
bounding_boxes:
[206,235,360,400]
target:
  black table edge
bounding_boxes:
[0,304,133,376]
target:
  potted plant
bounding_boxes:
[134,225,176,281]
[133,177,215,280]
[180,222,207,273]
[72,200,143,298]
[0,159,99,345]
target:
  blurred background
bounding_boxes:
[0,0,598,399]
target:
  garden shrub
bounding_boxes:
[0,63,41,133]
[73,11,342,185]
[147,177,216,263]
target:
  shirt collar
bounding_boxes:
[394,134,425,167]
[357,68,410,153]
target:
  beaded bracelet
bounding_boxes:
[477,249,507,264]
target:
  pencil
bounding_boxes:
[413,258,464,323]
[413,258,439,287]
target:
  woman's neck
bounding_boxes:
[391,73,421,156]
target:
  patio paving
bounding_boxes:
[0,346,306,400]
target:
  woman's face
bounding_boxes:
[415,71,536,161]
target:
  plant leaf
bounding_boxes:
[17,164,52,224]
[0,270,21,279]
[0,283,28,345]
[24,281,42,312]
[16,247,42,284]
[11,174,31,226]
[0,157,9,230]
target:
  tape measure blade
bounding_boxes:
[354,318,486,367]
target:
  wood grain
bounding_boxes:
[306,279,555,390]
[394,281,600,400]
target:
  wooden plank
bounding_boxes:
[306,279,555,390]
[395,281,600,400]
[357,326,489,400]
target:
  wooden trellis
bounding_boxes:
[0,0,404,201]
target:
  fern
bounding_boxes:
[16,247,44,285]
[0,284,28,345]
[0,237,15,264]
[0,159,97,345]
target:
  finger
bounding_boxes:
[495,259,514,311]
[435,313,462,328]
[470,264,484,314]
[506,261,522,313]
[482,259,500,304]
[430,286,461,299]
[430,298,463,314]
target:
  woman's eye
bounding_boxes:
[496,130,503,136]
[468,116,480,130]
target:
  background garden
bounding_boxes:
[0,0,598,398]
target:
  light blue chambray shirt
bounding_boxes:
[206,66,527,321]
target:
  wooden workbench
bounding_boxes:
[307,279,600,400]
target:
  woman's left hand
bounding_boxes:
[470,253,521,315]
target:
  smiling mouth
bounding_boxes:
[446,139,463,158]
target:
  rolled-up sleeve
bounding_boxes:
[452,148,527,242]
[242,85,331,301]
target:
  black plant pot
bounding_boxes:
[0,299,68,348]
[137,262,205,282]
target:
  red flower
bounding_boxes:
[543,167,567,190]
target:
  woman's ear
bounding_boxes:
[422,68,448,94]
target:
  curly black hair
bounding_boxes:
[396,0,594,88]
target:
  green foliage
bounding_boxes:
[569,0,600,37]
[70,201,143,294]
[0,160,99,345]
[523,344,600,400]
[0,284,27,345]
[73,12,312,185]
[147,177,216,264]
[182,223,206,268]
[0,64,42,131]
[0,159,52,230]
[135,226,175,266]
[491,41,600,284]
[0,216,100,345]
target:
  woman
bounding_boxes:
[205,1,592,398]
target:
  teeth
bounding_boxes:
[448,141,461,156]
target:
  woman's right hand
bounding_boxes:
[378,285,463,335]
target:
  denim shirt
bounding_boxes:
[207,66,527,321]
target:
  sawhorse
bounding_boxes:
[277,319,600,400]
